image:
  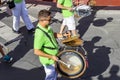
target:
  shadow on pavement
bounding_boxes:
[92,17,113,27]
[98,65,120,80]
[76,6,114,38]
[82,36,111,79]
[0,26,45,80]
[0,63,45,80]
[4,26,34,64]
[76,8,96,38]
[0,12,11,20]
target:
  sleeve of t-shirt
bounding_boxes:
[34,30,44,50]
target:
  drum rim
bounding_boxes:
[56,50,87,78]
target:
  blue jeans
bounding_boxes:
[43,64,58,80]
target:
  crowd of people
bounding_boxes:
[0,0,89,79]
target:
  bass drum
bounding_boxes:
[56,50,87,79]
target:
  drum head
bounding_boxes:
[56,50,86,78]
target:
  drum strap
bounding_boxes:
[36,27,57,50]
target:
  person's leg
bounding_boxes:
[21,0,34,30]
[59,19,66,34]
[66,15,77,36]
[71,29,77,36]
[0,45,5,56]
[12,3,21,32]
[59,24,65,34]
[0,44,13,62]
[43,64,57,80]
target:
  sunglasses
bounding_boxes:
[40,18,51,22]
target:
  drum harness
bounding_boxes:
[36,27,57,50]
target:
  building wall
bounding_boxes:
[42,0,120,6]
[95,0,120,6]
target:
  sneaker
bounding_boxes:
[28,28,35,33]
[3,55,13,62]
[12,28,21,34]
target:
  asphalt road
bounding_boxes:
[0,2,120,80]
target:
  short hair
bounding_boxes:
[38,9,51,20]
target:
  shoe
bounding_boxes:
[3,55,13,62]
[12,28,20,34]
[28,28,35,33]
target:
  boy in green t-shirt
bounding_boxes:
[57,0,88,37]
[34,9,70,80]
[57,0,77,37]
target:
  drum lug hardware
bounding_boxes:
[76,47,79,52]
[81,46,88,56]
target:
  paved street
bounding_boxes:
[0,1,120,80]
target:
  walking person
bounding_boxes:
[57,0,89,37]
[34,9,70,80]
[11,0,34,34]
[57,0,78,37]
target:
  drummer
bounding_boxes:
[57,0,89,38]
[34,9,70,80]
[57,0,78,37]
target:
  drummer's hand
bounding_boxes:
[63,32,71,38]
[67,7,73,11]
[51,55,58,61]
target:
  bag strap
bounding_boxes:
[36,27,57,49]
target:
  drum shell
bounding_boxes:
[56,50,87,78]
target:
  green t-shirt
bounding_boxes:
[14,0,23,3]
[57,0,74,18]
[34,24,59,65]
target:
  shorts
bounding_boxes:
[62,15,76,30]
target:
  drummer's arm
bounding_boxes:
[57,3,72,11]
[34,49,58,61]
[54,32,70,38]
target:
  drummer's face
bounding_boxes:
[40,16,51,25]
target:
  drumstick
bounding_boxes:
[58,60,80,70]
[58,60,71,68]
